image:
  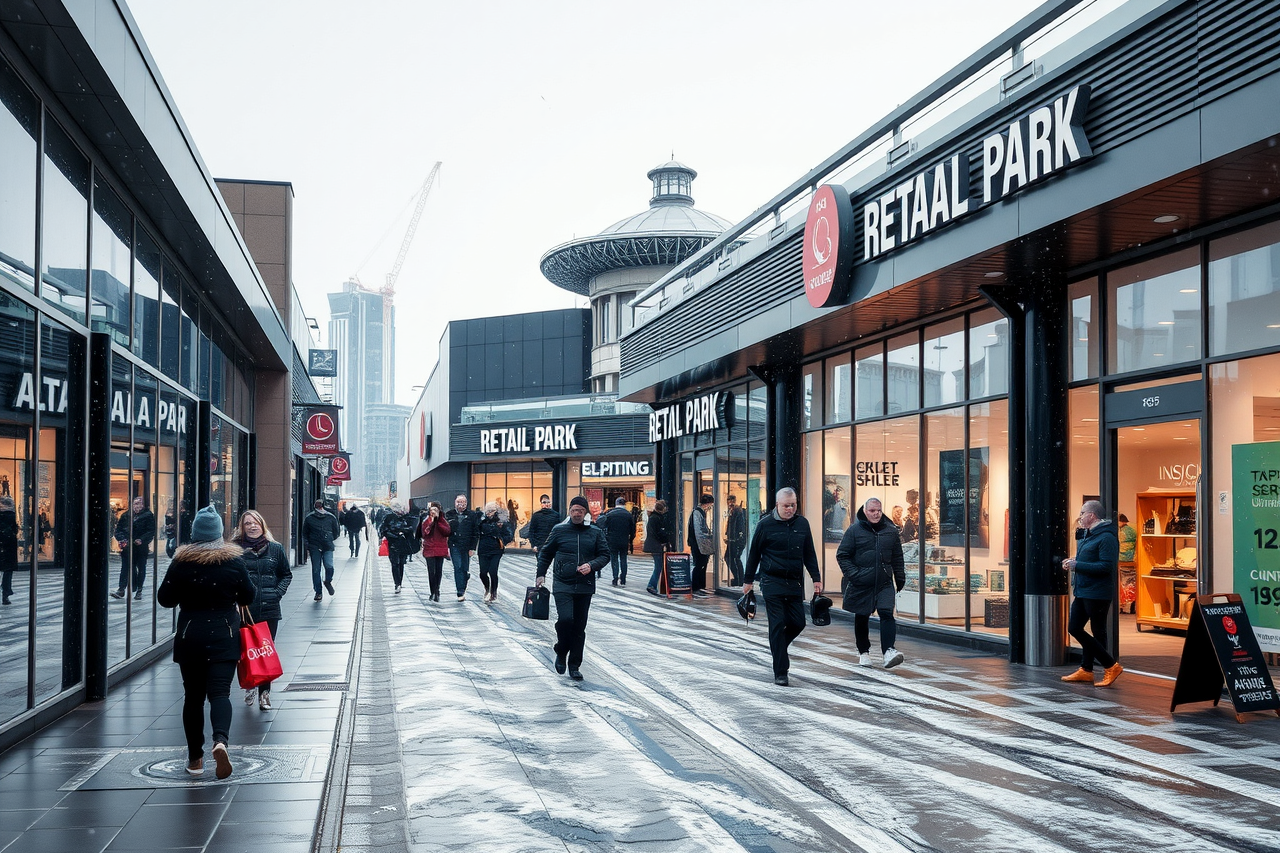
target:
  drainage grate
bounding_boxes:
[59,745,330,790]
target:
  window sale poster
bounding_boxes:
[1231,442,1280,653]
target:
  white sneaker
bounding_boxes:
[457,594,465,602]
[858,653,872,667]
[884,648,905,669]
[259,691,271,711]
[244,689,255,705]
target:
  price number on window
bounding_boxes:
[1250,586,1280,606]
[1254,528,1280,549]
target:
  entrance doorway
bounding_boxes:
[1111,417,1202,677]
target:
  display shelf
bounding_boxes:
[1134,490,1197,632]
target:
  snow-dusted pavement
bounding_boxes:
[356,552,1280,853]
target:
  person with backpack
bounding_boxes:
[476,501,514,604]
[379,504,420,594]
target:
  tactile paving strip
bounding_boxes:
[57,745,330,790]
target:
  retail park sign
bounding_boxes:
[862,85,1092,262]
[480,423,578,454]
[648,391,734,443]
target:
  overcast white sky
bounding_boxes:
[125,0,1045,406]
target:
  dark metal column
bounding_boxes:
[85,333,112,700]
[771,364,802,496]
[197,401,212,509]
[547,458,567,510]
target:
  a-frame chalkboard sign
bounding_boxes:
[661,552,693,599]
[1170,593,1280,723]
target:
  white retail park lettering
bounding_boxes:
[863,85,1091,261]
[480,424,578,454]
[582,461,653,478]
[648,392,721,443]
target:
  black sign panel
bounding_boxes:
[662,552,692,597]
[1105,381,1203,424]
[1171,594,1280,721]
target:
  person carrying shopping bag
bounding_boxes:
[232,510,291,711]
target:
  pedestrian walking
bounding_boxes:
[157,505,255,780]
[379,504,421,594]
[302,500,340,601]
[445,495,481,601]
[476,501,514,604]
[535,495,610,681]
[602,497,634,586]
[0,496,16,606]
[643,500,675,594]
[341,504,367,558]
[724,493,747,586]
[836,497,907,670]
[741,487,822,686]
[419,501,449,602]
[526,494,562,555]
[1061,500,1124,687]
[112,495,156,600]
[688,493,714,596]
[232,510,291,711]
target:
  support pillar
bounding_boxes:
[85,334,112,700]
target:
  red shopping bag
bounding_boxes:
[378,537,389,557]
[237,609,283,689]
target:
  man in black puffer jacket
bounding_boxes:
[601,497,635,586]
[837,497,906,670]
[535,495,610,681]
[526,494,562,555]
[445,495,481,601]
[742,487,822,686]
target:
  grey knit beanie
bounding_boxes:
[189,506,224,543]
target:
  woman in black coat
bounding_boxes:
[836,498,907,670]
[475,501,513,604]
[232,510,291,711]
[643,500,675,594]
[158,505,255,780]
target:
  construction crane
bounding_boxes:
[383,161,442,300]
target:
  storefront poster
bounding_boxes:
[1231,442,1280,652]
[584,487,603,521]
[938,448,989,548]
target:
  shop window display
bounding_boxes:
[470,462,554,547]
[821,427,851,592]
[0,295,35,722]
[921,408,966,626]
[967,400,1010,635]
[854,416,921,612]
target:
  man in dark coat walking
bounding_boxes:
[742,487,822,686]
[1061,500,1124,686]
[602,497,634,586]
[526,494,562,555]
[724,493,747,586]
[302,500,340,601]
[687,493,715,597]
[536,495,610,681]
[113,495,156,600]
[837,497,906,670]
[341,504,367,558]
[445,495,481,601]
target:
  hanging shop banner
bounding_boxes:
[1231,441,1280,653]
[328,452,352,482]
[648,391,735,443]
[301,406,341,455]
[803,184,856,308]
[1171,594,1280,721]
[308,349,337,377]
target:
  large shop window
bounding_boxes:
[969,309,1009,399]
[40,117,89,325]
[854,416,920,587]
[0,58,37,297]
[1107,248,1202,374]
[470,462,553,547]
[887,332,920,413]
[801,363,821,429]
[854,344,884,419]
[1208,220,1280,357]
[825,353,851,425]
[923,318,964,408]
[1069,279,1099,382]
[91,177,131,347]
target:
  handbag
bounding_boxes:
[522,585,550,620]
[378,537,389,557]
[237,607,283,689]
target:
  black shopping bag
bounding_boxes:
[522,586,550,620]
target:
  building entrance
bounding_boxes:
[1110,417,1203,677]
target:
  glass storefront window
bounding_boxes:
[1108,248,1201,374]
[0,58,37,297]
[0,294,35,720]
[40,118,89,324]
[130,369,158,650]
[801,362,821,430]
[969,308,1009,399]
[134,230,162,367]
[1208,220,1280,357]
[802,429,823,570]
[747,381,767,443]
[825,354,851,425]
[923,318,965,408]
[854,417,920,615]
[820,427,851,590]
[854,343,884,420]
[90,176,131,346]
[107,356,131,665]
[924,407,966,627]
[969,400,1010,635]
[180,280,198,391]
[886,332,920,414]
[160,265,181,382]
[1069,278,1099,381]
[469,461,555,541]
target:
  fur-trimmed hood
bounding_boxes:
[172,541,246,564]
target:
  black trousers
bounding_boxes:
[252,619,279,696]
[423,556,444,595]
[117,544,149,592]
[178,657,237,762]
[854,609,897,654]
[763,593,806,678]
[478,552,502,596]
[725,543,745,585]
[691,550,710,592]
[553,591,593,669]
[1068,596,1116,671]
[346,528,361,555]
[389,552,407,587]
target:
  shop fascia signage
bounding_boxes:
[11,371,188,435]
[480,423,578,454]
[862,85,1092,262]
[648,391,734,443]
[582,459,653,478]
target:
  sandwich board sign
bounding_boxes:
[662,552,693,599]
[1171,593,1280,723]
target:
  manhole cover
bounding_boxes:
[61,746,329,790]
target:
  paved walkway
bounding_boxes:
[2,547,1279,852]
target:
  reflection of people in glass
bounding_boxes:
[723,494,746,586]
[112,495,155,601]
[822,481,847,542]
[0,496,17,605]
[891,505,904,528]
[901,504,919,543]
